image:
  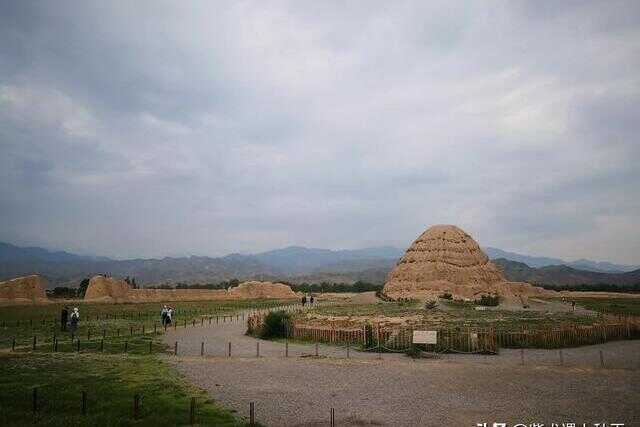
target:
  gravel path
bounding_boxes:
[163,315,640,426]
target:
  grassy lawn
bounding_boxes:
[0,300,286,426]
[0,299,292,350]
[302,300,598,331]
[0,352,246,426]
[573,298,640,316]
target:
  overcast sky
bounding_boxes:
[1,1,639,263]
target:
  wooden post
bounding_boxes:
[330,407,335,427]
[174,341,178,356]
[228,342,231,357]
[149,340,153,354]
[33,387,38,414]
[559,349,564,366]
[82,390,87,415]
[103,329,106,339]
[256,342,260,358]
[100,339,104,352]
[154,323,157,335]
[600,350,605,368]
[190,397,196,425]
[347,343,350,359]
[11,337,15,352]
[315,342,319,357]
[130,326,133,336]
[250,402,255,426]
[201,342,204,356]
[33,335,36,351]
[133,394,140,420]
[77,339,80,352]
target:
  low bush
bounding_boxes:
[424,300,438,310]
[259,310,292,339]
[475,294,500,307]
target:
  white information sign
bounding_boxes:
[413,330,437,344]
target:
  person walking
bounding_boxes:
[69,307,80,337]
[60,306,69,332]
[310,295,315,305]
[165,306,173,326]
[161,305,168,326]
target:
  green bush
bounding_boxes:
[476,294,500,307]
[259,310,292,339]
[424,300,438,310]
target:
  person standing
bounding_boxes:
[60,306,69,331]
[161,305,168,326]
[310,295,315,305]
[166,306,173,326]
[69,307,80,337]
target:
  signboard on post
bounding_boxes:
[413,330,437,344]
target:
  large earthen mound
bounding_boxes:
[84,276,132,303]
[84,276,297,303]
[0,275,49,305]
[384,225,553,301]
[228,281,297,299]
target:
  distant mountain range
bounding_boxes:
[0,241,638,289]
[483,247,639,273]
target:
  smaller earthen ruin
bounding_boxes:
[0,275,49,305]
[83,275,297,303]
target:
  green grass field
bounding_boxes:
[303,300,599,331]
[0,299,290,351]
[0,299,290,426]
[0,352,246,426]
[574,298,640,316]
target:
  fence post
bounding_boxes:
[190,397,196,425]
[33,387,38,414]
[133,394,140,420]
[12,337,15,352]
[82,390,87,415]
[201,342,204,356]
[559,350,564,366]
[33,335,36,351]
[330,407,335,427]
[100,339,104,352]
[250,402,255,426]
[600,350,605,368]
[256,342,260,358]
[315,342,319,357]
[174,341,178,356]
[347,343,350,359]
[77,339,80,352]
[285,342,288,357]
[228,342,231,357]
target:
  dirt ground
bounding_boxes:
[163,316,640,427]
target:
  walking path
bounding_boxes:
[163,312,640,426]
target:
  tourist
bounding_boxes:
[166,306,173,326]
[60,306,69,331]
[302,295,307,307]
[310,295,314,305]
[161,305,168,326]
[69,307,80,336]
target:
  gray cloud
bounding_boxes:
[0,1,639,263]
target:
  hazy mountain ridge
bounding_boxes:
[1,241,638,289]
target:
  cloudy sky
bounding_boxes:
[1,1,639,263]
